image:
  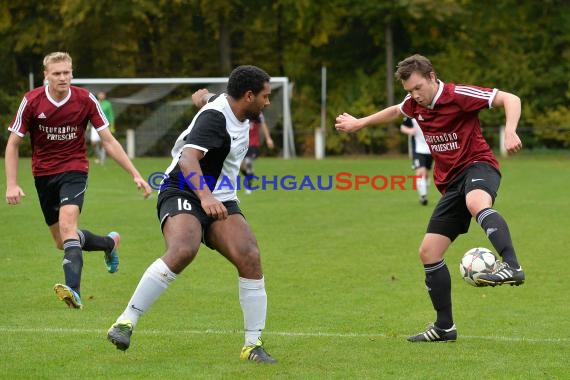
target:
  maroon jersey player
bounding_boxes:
[241,112,274,193]
[335,54,524,342]
[400,83,499,193]
[5,52,151,310]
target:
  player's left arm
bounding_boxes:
[492,90,522,154]
[191,89,215,109]
[400,125,415,136]
[98,128,152,198]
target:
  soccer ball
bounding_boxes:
[459,247,497,287]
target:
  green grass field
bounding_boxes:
[1,154,569,379]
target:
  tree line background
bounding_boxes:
[1,0,569,156]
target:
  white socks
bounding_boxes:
[117,258,176,327]
[417,176,427,197]
[115,260,267,347]
[239,276,267,346]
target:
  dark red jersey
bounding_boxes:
[248,113,266,148]
[399,81,499,193]
[8,85,108,176]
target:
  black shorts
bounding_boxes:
[157,189,244,245]
[427,162,501,241]
[34,171,88,226]
[412,153,433,170]
[245,146,260,159]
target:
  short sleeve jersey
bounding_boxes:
[8,85,109,176]
[399,80,499,193]
[162,94,250,202]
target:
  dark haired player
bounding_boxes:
[107,65,276,363]
[335,54,524,342]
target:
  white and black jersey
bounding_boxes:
[162,94,250,202]
[403,117,431,155]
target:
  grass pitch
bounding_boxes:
[1,154,569,379]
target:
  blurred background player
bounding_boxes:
[400,116,432,205]
[90,91,115,164]
[242,112,274,194]
[5,52,152,309]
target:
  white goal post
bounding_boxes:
[72,77,296,158]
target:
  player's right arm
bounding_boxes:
[4,133,26,205]
[179,110,228,220]
[335,105,402,133]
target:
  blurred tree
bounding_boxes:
[0,0,568,155]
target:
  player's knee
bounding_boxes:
[58,222,78,239]
[175,245,197,259]
[164,244,198,271]
[466,189,493,216]
[237,246,262,272]
[418,245,441,264]
[247,245,261,261]
[418,246,428,262]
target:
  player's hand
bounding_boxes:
[6,185,25,205]
[201,195,228,220]
[191,89,211,109]
[335,113,361,133]
[504,130,522,154]
[266,137,274,149]
[134,176,152,199]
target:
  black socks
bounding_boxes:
[424,260,453,329]
[476,208,519,268]
[62,239,83,294]
[77,229,114,252]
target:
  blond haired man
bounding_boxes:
[5,52,152,309]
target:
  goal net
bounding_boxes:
[72,77,295,158]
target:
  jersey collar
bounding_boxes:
[45,85,72,107]
[428,79,444,109]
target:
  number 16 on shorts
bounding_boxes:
[178,198,192,211]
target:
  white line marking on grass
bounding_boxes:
[0,326,567,344]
